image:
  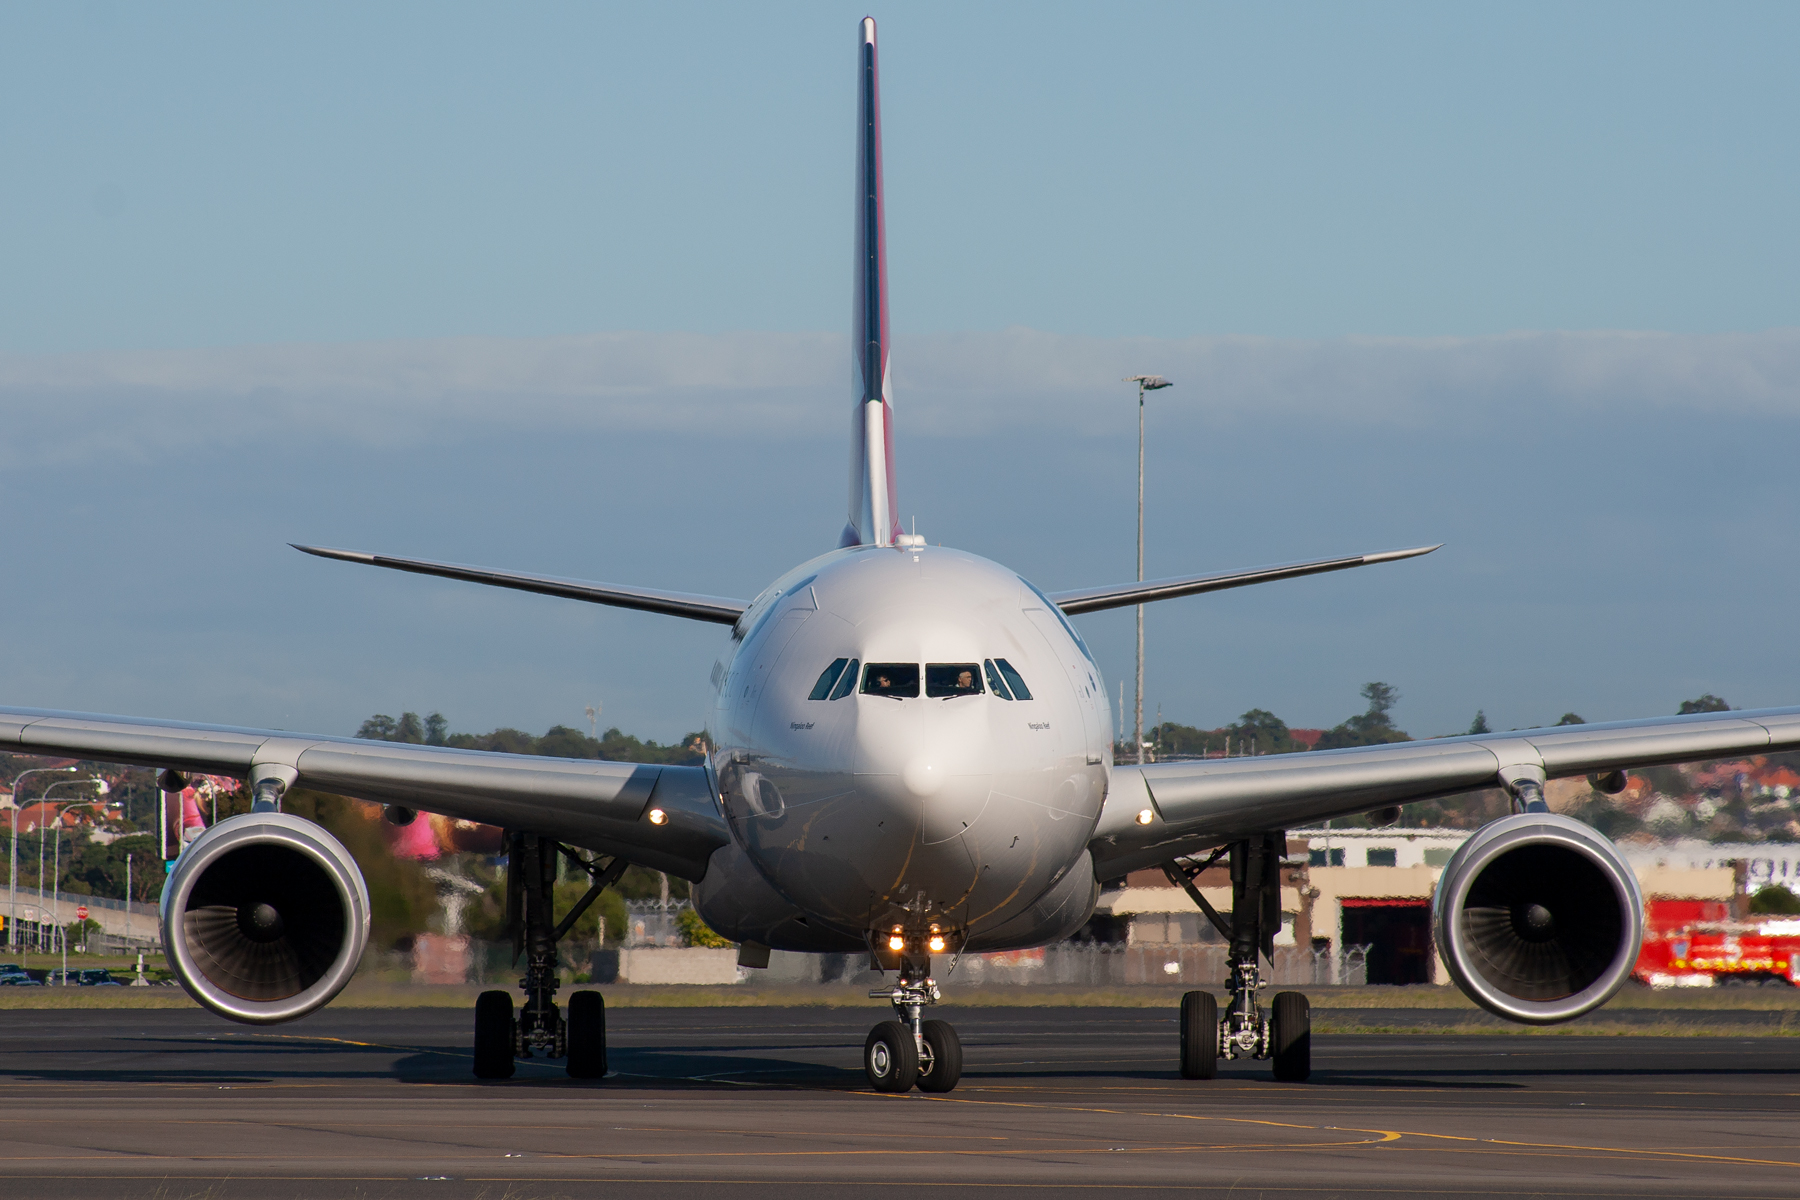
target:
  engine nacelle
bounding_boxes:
[160,812,370,1024]
[1432,812,1643,1024]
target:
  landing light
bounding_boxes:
[928,935,946,953]
[1135,809,1154,825]
[888,935,905,952]
[647,808,668,826]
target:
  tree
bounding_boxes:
[1679,694,1731,715]
[1466,711,1491,735]
[1362,682,1399,718]
[1749,885,1800,915]
[1228,709,1299,755]
[356,714,399,740]
[1556,713,1586,726]
[356,712,438,744]
[1315,682,1411,750]
[678,906,732,948]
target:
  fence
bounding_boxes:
[622,899,687,947]
[944,943,1371,988]
[4,886,161,955]
[415,938,1378,989]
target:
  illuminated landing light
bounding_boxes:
[1135,809,1154,825]
[888,935,906,952]
[647,808,668,825]
[928,935,946,953]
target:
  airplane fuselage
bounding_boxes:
[694,542,1115,955]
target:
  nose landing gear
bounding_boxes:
[865,939,963,1093]
[473,832,627,1081]
[1164,833,1312,1083]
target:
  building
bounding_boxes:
[1094,826,1748,986]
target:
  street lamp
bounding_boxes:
[35,779,106,955]
[7,766,77,951]
[1123,375,1172,766]
[50,788,110,976]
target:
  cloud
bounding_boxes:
[2,326,1797,464]
[896,327,1800,433]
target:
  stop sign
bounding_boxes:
[76,905,88,921]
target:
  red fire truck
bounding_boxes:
[1633,899,1800,987]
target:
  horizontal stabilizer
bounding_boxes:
[1047,544,1440,615]
[292,545,748,626]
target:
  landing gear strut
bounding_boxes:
[865,937,963,1093]
[473,832,626,1081]
[1164,832,1311,1083]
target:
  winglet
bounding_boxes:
[1362,544,1443,565]
[291,543,374,564]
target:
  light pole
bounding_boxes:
[1123,375,1172,765]
[8,767,77,950]
[36,780,105,954]
[47,792,109,976]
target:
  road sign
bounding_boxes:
[76,905,88,921]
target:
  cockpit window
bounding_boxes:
[984,659,1013,700]
[925,664,983,698]
[860,663,919,699]
[994,658,1033,700]
[828,658,860,700]
[808,658,850,701]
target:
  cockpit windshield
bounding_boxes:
[860,663,920,699]
[808,658,850,700]
[994,658,1032,700]
[925,664,983,698]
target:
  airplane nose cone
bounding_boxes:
[902,758,943,797]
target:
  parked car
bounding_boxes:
[75,968,122,986]
[0,964,44,986]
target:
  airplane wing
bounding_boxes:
[292,545,749,626]
[1090,705,1800,877]
[0,705,728,880]
[1047,545,1440,615]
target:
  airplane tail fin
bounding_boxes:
[843,16,900,549]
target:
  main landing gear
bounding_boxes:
[474,832,627,1081]
[864,933,963,1094]
[1164,833,1311,1083]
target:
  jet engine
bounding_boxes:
[1432,812,1643,1024]
[161,812,371,1024]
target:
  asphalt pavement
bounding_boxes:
[2,1004,1798,1198]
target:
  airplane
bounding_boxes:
[8,16,1800,1093]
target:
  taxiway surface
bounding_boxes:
[2,1005,1797,1198]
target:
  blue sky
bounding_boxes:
[1,5,1798,743]
[3,3,1796,349]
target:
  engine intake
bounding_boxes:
[1432,812,1642,1024]
[161,812,370,1024]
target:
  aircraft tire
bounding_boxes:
[864,1020,919,1093]
[916,1019,963,1093]
[1179,990,1218,1080]
[1270,991,1311,1082]
[566,990,607,1079]
[474,990,516,1080]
